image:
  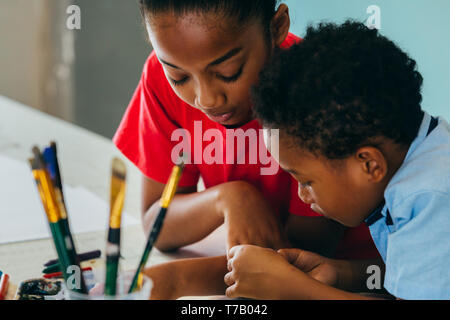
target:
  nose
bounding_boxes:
[298,183,314,205]
[194,82,224,111]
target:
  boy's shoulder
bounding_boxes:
[384,113,450,224]
[379,114,450,299]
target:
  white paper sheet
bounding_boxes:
[0,154,139,244]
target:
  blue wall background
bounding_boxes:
[285,0,450,121]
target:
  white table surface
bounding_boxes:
[0,95,226,298]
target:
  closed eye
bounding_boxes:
[169,63,244,86]
[170,77,189,86]
[216,64,244,83]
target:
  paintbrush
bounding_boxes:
[30,146,87,294]
[104,158,127,296]
[128,157,185,293]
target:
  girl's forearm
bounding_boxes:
[144,255,227,299]
[173,255,228,298]
[145,180,275,252]
[144,186,225,251]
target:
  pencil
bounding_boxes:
[128,159,185,293]
[0,273,10,300]
[104,158,127,296]
[30,147,88,294]
[42,263,61,274]
[44,267,92,279]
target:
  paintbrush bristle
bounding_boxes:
[112,157,126,180]
[31,146,46,169]
[28,157,38,170]
[175,151,188,168]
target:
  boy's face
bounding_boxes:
[146,12,273,127]
[273,132,386,227]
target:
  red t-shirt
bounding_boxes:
[113,33,379,260]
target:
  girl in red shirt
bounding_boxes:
[114,0,379,298]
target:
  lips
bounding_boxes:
[206,111,234,124]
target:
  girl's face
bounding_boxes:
[146,12,278,126]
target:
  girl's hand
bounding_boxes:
[224,245,303,299]
[278,248,341,288]
[217,181,288,251]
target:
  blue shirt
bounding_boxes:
[366,111,450,299]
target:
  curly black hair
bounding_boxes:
[252,20,424,159]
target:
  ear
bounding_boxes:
[355,146,388,183]
[271,4,290,47]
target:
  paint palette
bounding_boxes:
[14,278,63,300]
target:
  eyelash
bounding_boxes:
[171,77,188,86]
[217,65,244,83]
[170,64,244,87]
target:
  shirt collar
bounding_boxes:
[364,111,431,227]
[364,200,386,226]
[403,111,431,163]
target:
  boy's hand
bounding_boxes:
[217,181,287,251]
[224,245,303,299]
[278,248,340,288]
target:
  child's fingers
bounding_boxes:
[278,248,305,265]
[279,248,322,272]
[225,283,239,299]
[227,244,243,260]
[224,269,240,299]
[224,271,235,286]
[227,257,233,271]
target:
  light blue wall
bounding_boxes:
[284,0,450,121]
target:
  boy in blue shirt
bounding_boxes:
[224,20,450,299]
